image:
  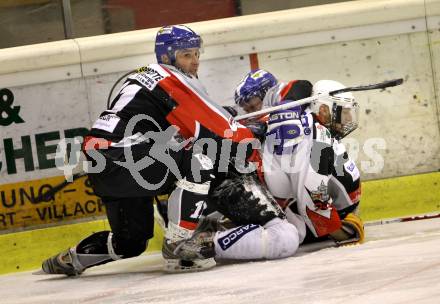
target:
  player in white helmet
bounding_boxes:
[234,70,364,246]
[310,80,359,139]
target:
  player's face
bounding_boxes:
[340,108,353,124]
[318,104,331,126]
[242,96,263,113]
[175,48,200,76]
[334,107,353,133]
[334,107,356,137]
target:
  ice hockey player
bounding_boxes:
[43,25,253,275]
[41,24,269,276]
[233,69,364,246]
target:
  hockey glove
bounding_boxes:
[329,212,365,245]
[223,106,238,117]
[208,173,284,226]
[245,120,268,142]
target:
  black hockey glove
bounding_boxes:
[223,106,238,117]
[245,120,267,142]
[208,172,285,226]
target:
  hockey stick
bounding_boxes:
[234,78,404,121]
[32,172,87,204]
[364,212,440,227]
[297,211,440,253]
[329,78,403,95]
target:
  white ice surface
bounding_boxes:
[1,218,440,304]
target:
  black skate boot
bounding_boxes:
[41,231,122,276]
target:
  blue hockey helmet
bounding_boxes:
[155,25,202,64]
[234,69,278,106]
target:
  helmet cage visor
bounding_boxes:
[330,96,359,138]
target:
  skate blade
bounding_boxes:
[32,269,47,275]
[163,258,216,273]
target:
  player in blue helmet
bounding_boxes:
[234,69,278,113]
[154,25,202,77]
[41,24,247,275]
[41,24,299,276]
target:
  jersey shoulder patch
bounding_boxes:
[133,64,170,91]
[344,160,360,181]
[92,113,120,133]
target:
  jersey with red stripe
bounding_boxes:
[263,80,312,108]
[89,63,255,158]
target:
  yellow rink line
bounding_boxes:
[0,171,439,275]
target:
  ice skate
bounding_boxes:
[41,248,85,276]
[162,217,222,273]
[162,239,216,273]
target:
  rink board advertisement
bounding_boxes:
[0,176,104,231]
[0,79,103,232]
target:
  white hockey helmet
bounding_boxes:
[311,80,359,138]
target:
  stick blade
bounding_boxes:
[330,78,404,95]
[32,269,46,275]
[382,78,403,88]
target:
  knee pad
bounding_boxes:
[285,207,307,244]
[263,218,299,259]
[167,160,213,228]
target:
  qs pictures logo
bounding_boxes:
[0,88,24,126]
